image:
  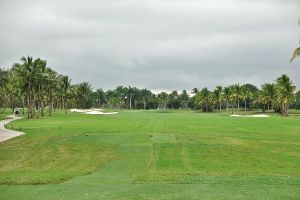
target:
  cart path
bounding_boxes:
[0,115,24,142]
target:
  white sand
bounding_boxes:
[71,109,118,115]
[85,111,118,115]
[70,109,86,113]
[230,114,270,118]
[0,115,24,142]
[92,109,103,111]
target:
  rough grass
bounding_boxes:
[0,108,14,120]
[0,110,300,199]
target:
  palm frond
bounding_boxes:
[290,47,300,62]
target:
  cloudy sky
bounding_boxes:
[0,0,299,91]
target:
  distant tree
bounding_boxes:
[242,84,259,110]
[195,87,211,112]
[233,84,242,112]
[213,86,222,111]
[61,75,71,114]
[223,86,231,111]
[95,89,106,107]
[34,59,47,118]
[179,90,189,109]
[140,88,152,109]
[14,56,42,118]
[275,75,296,116]
[261,83,276,111]
[44,67,57,116]
[0,68,9,113]
[257,90,268,112]
[77,82,92,108]
[191,88,199,95]
[241,85,251,111]
[291,91,300,109]
[127,86,134,109]
[169,91,179,109]
[158,92,168,109]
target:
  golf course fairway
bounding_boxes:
[0,111,299,199]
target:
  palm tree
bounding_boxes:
[45,68,57,116]
[191,88,199,95]
[275,75,295,116]
[290,47,300,62]
[223,86,231,111]
[261,83,276,111]
[241,85,251,111]
[5,69,23,113]
[61,75,71,114]
[169,91,178,109]
[34,59,47,118]
[15,56,41,118]
[140,88,152,110]
[213,86,222,111]
[225,85,235,114]
[132,87,141,109]
[95,88,106,107]
[196,87,211,112]
[233,84,241,113]
[290,18,300,62]
[127,86,135,109]
[257,90,268,112]
[0,68,9,113]
[179,90,189,109]
[77,82,92,108]
[158,92,168,109]
[0,68,9,89]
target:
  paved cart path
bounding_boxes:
[0,115,24,142]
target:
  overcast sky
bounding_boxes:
[0,0,299,92]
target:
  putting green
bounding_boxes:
[0,111,299,199]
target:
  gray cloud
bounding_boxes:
[0,0,299,91]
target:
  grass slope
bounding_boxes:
[0,110,300,199]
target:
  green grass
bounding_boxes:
[0,108,14,120]
[0,110,300,199]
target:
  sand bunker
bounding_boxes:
[230,114,270,118]
[70,109,118,115]
[70,109,86,113]
[92,109,103,111]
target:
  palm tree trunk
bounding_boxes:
[270,101,273,111]
[27,88,30,119]
[64,99,67,114]
[62,96,64,111]
[129,95,132,110]
[244,100,247,111]
[36,84,41,118]
[22,97,25,114]
[49,89,53,116]
[41,86,44,117]
[284,103,288,116]
[28,82,32,119]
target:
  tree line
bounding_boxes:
[0,56,299,118]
